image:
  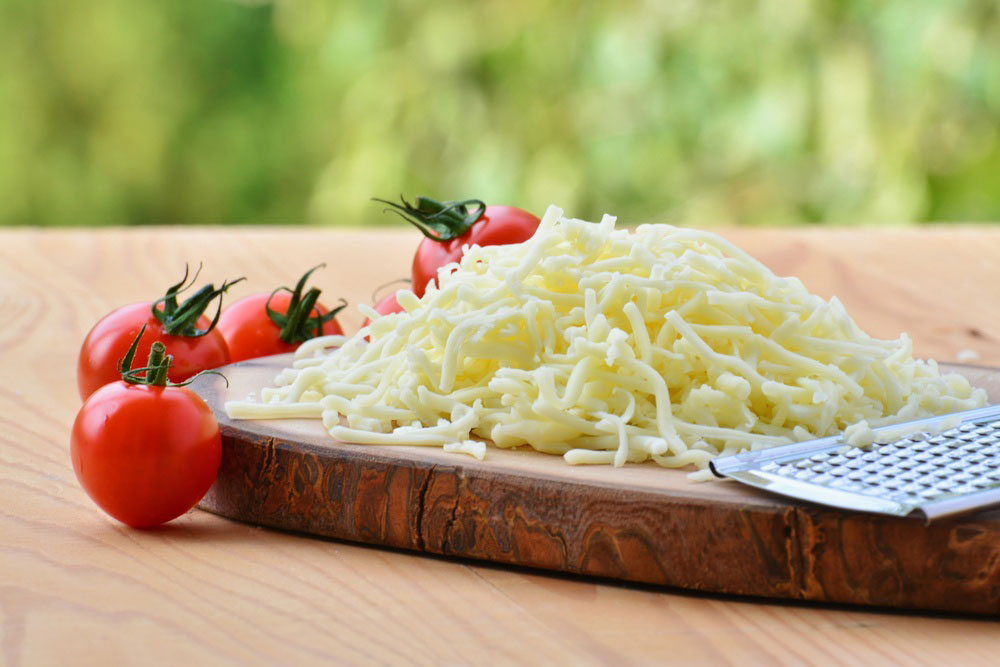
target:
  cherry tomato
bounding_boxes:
[71,338,222,528]
[217,266,346,362]
[377,197,540,298]
[219,292,344,361]
[78,303,230,400]
[78,268,240,400]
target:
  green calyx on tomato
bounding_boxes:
[374,195,487,242]
[72,324,224,527]
[118,324,225,388]
[266,264,347,344]
[153,264,245,337]
[376,194,541,298]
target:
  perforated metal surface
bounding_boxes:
[710,405,1000,521]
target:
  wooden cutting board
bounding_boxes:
[192,356,1000,616]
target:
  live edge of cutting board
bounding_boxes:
[191,355,1000,615]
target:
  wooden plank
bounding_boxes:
[7,227,1000,665]
[194,355,1000,615]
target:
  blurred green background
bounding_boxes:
[2,0,999,226]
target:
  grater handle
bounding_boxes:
[919,488,1000,522]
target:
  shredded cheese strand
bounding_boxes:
[226,205,987,472]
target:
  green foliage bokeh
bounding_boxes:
[2,0,999,226]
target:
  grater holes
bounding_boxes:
[722,408,1000,516]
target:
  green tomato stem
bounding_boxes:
[118,324,226,388]
[148,343,172,386]
[373,195,486,241]
[266,265,347,344]
[152,264,245,337]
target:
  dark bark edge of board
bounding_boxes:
[198,419,1000,616]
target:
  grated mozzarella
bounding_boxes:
[226,205,987,473]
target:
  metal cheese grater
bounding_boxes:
[710,404,1000,521]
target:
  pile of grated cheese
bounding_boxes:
[226,205,987,475]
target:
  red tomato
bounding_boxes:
[217,266,346,362]
[71,380,221,527]
[219,292,344,362]
[78,302,230,399]
[411,205,540,297]
[376,197,540,298]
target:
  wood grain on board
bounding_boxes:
[4,227,1000,664]
[194,357,1000,616]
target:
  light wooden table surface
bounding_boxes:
[3,226,1000,665]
